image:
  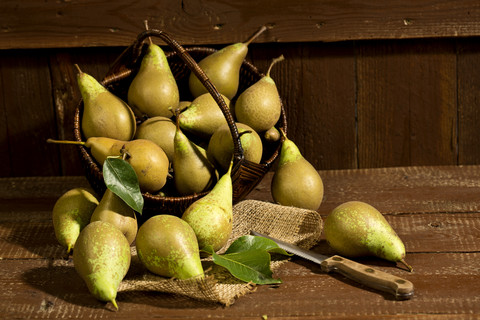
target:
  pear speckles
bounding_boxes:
[128,43,179,118]
[182,162,233,251]
[324,201,413,272]
[271,129,324,211]
[76,65,136,141]
[136,215,204,279]
[73,221,131,309]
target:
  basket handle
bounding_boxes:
[109,29,245,167]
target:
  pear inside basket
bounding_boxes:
[73,29,287,218]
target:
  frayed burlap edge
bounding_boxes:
[118,200,323,306]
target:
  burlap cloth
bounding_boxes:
[118,199,323,306]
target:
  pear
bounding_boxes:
[324,201,413,271]
[207,122,263,172]
[234,55,284,132]
[52,187,99,253]
[271,129,324,210]
[127,42,179,118]
[90,189,137,245]
[134,116,176,162]
[136,215,204,279]
[47,137,123,166]
[173,118,217,195]
[264,126,281,142]
[73,221,131,310]
[189,26,267,99]
[122,139,170,193]
[182,161,233,251]
[178,93,232,139]
[47,138,169,193]
[177,101,192,112]
[76,65,136,140]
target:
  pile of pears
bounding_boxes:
[50,26,301,202]
[49,26,412,310]
[50,26,323,310]
[52,159,234,310]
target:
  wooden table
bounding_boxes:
[1,165,479,319]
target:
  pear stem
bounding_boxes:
[266,54,285,77]
[46,138,86,146]
[74,64,82,74]
[111,298,118,310]
[173,108,181,130]
[400,259,414,272]
[278,127,288,140]
[243,25,267,46]
[144,20,153,45]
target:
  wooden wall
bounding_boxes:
[1,1,480,177]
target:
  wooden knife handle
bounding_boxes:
[320,255,414,300]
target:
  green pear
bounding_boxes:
[182,162,233,251]
[52,187,99,253]
[178,93,232,139]
[189,26,267,99]
[134,116,176,162]
[122,139,170,193]
[173,119,217,195]
[234,55,284,132]
[47,137,124,166]
[90,188,137,245]
[73,221,131,310]
[76,65,136,140]
[136,215,204,279]
[324,201,413,271]
[127,42,179,118]
[263,126,281,142]
[271,129,324,210]
[207,122,263,172]
[47,138,169,193]
[177,101,192,112]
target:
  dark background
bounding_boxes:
[2,0,480,177]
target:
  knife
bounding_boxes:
[250,231,414,300]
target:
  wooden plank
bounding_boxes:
[0,253,478,318]
[0,50,60,176]
[2,165,480,213]
[250,166,480,215]
[1,209,478,260]
[2,1,480,49]
[299,42,357,169]
[457,40,480,165]
[248,41,357,170]
[0,54,9,176]
[356,39,457,168]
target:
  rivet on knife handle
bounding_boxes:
[320,255,414,300]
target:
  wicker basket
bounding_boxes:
[73,29,287,218]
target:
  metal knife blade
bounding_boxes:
[250,230,414,300]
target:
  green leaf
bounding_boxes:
[212,249,282,285]
[103,157,144,214]
[225,235,293,256]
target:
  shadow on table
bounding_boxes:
[22,261,221,312]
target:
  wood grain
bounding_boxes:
[0,166,479,318]
[0,251,478,318]
[249,165,480,215]
[457,39,480,165]
[356,39,457,168]
[2,1,480,49]
[0,50,60,176]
